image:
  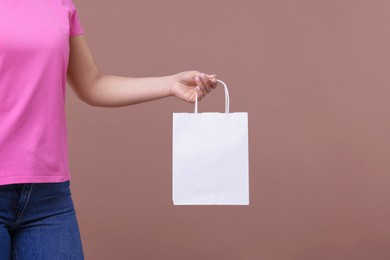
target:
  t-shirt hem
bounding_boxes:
[0,174,71,186]
[70,28,84,37]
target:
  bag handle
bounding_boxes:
[194,79,230,113]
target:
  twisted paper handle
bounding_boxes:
[194,79,230,113]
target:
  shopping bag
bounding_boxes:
[172,79,249,205]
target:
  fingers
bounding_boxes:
[201,73,213,93]
[204,73,218,89]
[195,72,218,96]
[210,76,218,89]
[193,86,203,102]
[195,75,208,96]
[192,71,218,103]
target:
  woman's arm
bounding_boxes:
[67,35,217,107]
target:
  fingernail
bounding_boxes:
[195,76,200,81]
[200,73,205,78]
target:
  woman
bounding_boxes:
[0,0,218,259]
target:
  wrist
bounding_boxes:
[166,74,178,97]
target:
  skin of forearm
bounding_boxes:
[86,74,175,107]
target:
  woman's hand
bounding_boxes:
[170,70,218,103]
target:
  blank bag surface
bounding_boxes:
[172,79,249,205]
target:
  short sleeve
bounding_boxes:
[69,0,85,37]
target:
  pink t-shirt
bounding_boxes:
[0,0,85,185]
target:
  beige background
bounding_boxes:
[67,0,390,259]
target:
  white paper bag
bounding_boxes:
[172,79,249,205]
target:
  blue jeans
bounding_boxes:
[0,180,84,259]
